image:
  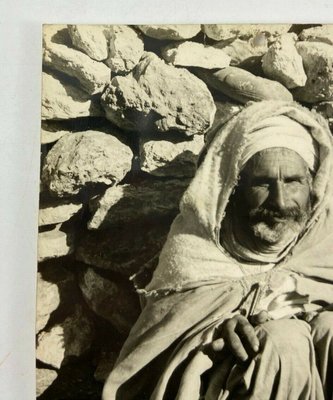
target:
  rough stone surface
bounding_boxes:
[137,24,201,40]
[202,24,292,42]
[36,368,58,397]
[105,25,144,74]
[43,25,72,48]
[214,37,268,66]
[43,41,111,95]
[76,221,171,276]
[39,202,83,226]
[78,268,141,334]
[41,127,69,145]
[36,306,94,369]
[162,41,231,69]
[262,33,307,89]
[292,41,333,103]
[195,66,293,104]
[68,24,108,61]
[299,25,333,45]
[36,272,60,333]
[133,52,216,135]
[101,75,152,131]
[140,135,205,177]
[88,179,190,229]
[42,130,133,197]
[38,227,74,262]
[41,72,103,120]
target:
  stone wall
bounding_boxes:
[37,23,333,398]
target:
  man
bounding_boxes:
[103,101,333,399]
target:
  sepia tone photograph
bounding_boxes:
[36,23,333,399]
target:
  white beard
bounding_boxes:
[252,219,305,245]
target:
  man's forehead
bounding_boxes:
[242,148,309,177]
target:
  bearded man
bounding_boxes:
[103,101,333,400]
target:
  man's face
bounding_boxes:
[236,148,313,245]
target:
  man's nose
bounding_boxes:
[269,181,286,209]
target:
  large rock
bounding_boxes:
[36,368,58,397]
[43,41,111,95]
[78,268,141,334]
[39,201,83,226]
[88,179,190,229]
[137,24,201,40]
[262,33,307,89]
[299,25,333,45]
[41,126,69,145]
[68,24,108,61]
[214,37,268,66]
[162,41,231,69]
[195,66,293,104]
[292,41,333,103]
[41,72,103,120]
[133,52,216,135]
[101,75,152,131]
[140,135,204,177]
[105,25,144,74]
[202,24,292,42]
[43,24,72,48]
[42,130,133,197]
[36,306,94,369]
[36,272,60,333]
[76,221,171,276]
[38,226,74,262]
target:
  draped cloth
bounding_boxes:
[102,101,333,400]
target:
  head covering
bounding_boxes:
[240,115,319,171]
[145,100,333,292]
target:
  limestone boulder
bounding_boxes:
[293,41,333,103]
[41,72,103,120]
[43,24,72,48]
[36,272,60,333]
[76,221,171,276]
[195,66,293,103]
[202,24,292,42]
[38,226,74,262]
[39,202,83,226]
[101,75,152,131]
[78,268,141,334]
[140,135,204,177]
[36,368,58,397]
[162,41,231,69]
[262,33,307,89]
[137,24,201,40]
[88,179,190,229]
[42,130,133,197]
[214,37,268,67]
[68,24,108,61]
[41,127,69,145]
[299,25,333,45]
[133,52,216,135]
[43,41,111,95]
[36,305,94,369]
[105,25,144,74]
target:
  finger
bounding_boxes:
[224,330,249,361]
[211,338,224,352]
[237,319,260,353]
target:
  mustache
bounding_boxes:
[248,206,307,224]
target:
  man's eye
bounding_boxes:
[251,179,269,187]
[284,178,302,184]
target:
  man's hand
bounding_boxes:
[212,315,260,362]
